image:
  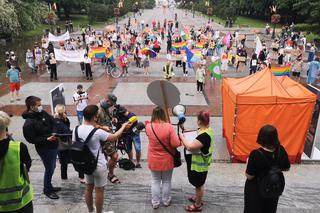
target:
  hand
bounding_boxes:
[122,122,132,130]
[47,135,57,142]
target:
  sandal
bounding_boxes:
[108,174,120,184]
[187,196,204,205]
[185,204,203,212]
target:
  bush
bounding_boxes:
[294,23,320,33]
[88,3,113,23]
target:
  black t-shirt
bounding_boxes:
[246,145,290,180]
[195,132,211,155]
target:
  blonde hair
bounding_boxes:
[0,111,10,133]
[54,104,66,118]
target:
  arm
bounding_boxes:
[20,142,32,171]
[169,125,181,148]
[23,120,50,145]
[106,122,131,141]
[179,133,203,151]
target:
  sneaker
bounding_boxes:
[152,203,160,209]
[135,164,142,168]
[80,178,86,184]
[163,200,171,207]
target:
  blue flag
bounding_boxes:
[185,48,194,69]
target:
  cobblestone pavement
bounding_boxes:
[1,6,320,213]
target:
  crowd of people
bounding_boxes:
[2,6,318,213]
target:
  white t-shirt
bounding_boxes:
[73,91,88,111]
[72,125,109,169]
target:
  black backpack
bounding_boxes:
[118,158,135,170]
[70,126,99,175]
[258,147,285,198]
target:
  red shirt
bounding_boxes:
[119,54,128,67]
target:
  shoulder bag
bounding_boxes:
[151,123,181,167]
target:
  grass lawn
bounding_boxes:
[22,14,116,37]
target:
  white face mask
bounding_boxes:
[37,105,43,113]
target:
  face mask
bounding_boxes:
[37,105,43,113]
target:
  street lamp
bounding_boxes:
[190,1,194,18]
[270,5,280,39]
[205,1,212,23]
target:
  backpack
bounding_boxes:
[118,158,135,170]
[258,147,285,198]
[70,126,99,175]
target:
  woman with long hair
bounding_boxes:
[145,106,181,209]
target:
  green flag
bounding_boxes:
[208,60,222,80]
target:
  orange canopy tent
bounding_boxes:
[222,68,316,163]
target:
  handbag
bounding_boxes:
[151,123,182,167]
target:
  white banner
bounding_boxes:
[255,36,263,55]
[48,31,70,42]
[54,48,86,62]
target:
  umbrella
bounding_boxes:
[141,48,157,58]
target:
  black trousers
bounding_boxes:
[197,81,203,92]
[85,64,92,79]
[50,65,57,80]
[58,150,84,179]
[182,62,187,74]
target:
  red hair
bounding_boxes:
[197,111,210,126]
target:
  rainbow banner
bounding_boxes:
[171,41,187,51]
[106,51,114,61]
[196,42,205,49]
[89,47,106,59]
[271,64,291,76]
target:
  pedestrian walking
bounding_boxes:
[25,49,35,73]
[119,51,129,77]
[142,54,150,75]
[307,57,320,84]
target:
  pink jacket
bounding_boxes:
[145,121,181,171]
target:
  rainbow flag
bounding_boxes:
[196,42,205,49]
[106,51,114,61]
[171,41,187,51]
[271,65,291,76]
[89,47,106,59]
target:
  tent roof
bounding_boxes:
[222,68,317,104]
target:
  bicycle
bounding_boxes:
[105,61,122,78]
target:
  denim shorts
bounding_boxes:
[126,134,141,153]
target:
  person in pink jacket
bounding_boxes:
[145,106,181,209]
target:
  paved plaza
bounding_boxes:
[1,5,320,213]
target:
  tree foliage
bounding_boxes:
[0,0,48,38]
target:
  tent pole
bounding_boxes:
[232,105,238,161]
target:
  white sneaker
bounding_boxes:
[152,203,160,209]
[104,211,114,213]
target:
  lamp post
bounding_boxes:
[190,1,194,18]
[270,5,280,40]
[205,1,213,23]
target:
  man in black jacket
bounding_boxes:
[22,96,61,199]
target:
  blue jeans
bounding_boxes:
[126,133,141,153]
[39,149,58,194]
[77,110,84,124]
